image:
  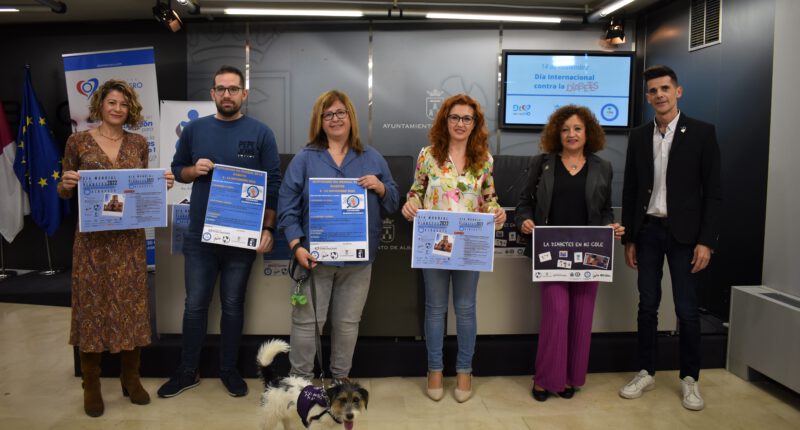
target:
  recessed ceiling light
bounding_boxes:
[426,12,561,23]
[223,8,363,17]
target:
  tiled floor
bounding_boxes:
[2,302,798,429]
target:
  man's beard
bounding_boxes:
[216,100,240,118]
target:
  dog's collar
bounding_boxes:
[308,409,342,426]
[298,385,332,428]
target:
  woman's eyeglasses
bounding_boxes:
[447,114,474,126]
[321,109,348,121]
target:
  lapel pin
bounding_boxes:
[680,126,687,133]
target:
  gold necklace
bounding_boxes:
[97,128,124,142]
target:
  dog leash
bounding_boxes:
[289,250,329,390]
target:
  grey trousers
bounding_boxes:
[289,263,372,379]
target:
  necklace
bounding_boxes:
[561,154,585,171]
[97,128,124,142]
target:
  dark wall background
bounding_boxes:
[0,21,187,270]
[1,3,776,323]
[636,0,774,318]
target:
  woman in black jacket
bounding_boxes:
[515,104,624,401]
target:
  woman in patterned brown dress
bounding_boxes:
[57,80,174,417]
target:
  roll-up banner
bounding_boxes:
[159,100,216,205]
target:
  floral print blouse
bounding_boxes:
[406,145,501,214]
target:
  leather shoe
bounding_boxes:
[532,387,549,402]
[426,372,444,401]
[557,386,575,399]
[454,373,472,403]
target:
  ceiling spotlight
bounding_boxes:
[605,15,626,45]
[153,0,183,32]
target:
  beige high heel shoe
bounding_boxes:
[454,373,472,403]
[426,371,444,401]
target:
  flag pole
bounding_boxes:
[40,232,59,276]
[0,238,18,281]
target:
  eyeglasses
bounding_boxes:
[212,86,243,96]
[447,114,474,126]
[321,109,348,121]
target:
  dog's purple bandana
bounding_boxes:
[298,385,329,428]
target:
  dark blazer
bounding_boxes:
[515,152,614,257]
[621,114,721,248]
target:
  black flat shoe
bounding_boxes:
[557,386,575,399]
[532,387,549,402]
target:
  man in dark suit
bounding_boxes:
[618,66,721,411]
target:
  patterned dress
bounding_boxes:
[57,131,151,353]
[406,145,501,213]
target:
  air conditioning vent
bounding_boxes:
[689,0,722,51]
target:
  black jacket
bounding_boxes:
[621,114,721,248]
[515,152,614,257]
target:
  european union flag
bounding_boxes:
[13,67,70,236]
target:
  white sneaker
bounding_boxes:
[619,370,655,399]
[681,376,705,411]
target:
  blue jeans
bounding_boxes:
[422,269,480,374]
[180,233,255,372]
[635,219,701,380]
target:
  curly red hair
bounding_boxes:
[540,105,606,154]
[429,94,489,174]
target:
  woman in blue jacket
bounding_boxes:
[278,90,399,382]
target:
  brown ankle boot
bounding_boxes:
[79,352,104,417]
[120,347,150,405]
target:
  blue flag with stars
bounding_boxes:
[13,67,70,236]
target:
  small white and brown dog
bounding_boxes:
[256,339,368,430]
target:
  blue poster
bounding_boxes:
[411,210,496,272]
[308,178,369,262]
[202,164,267,250]
[170,204,190,255]
[532,226,615,282]
[77,169,167,233]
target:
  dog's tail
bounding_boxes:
[256,339,290,389]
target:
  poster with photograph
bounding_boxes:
[77,169,167,233]
[201,164,267,250]
[532,226,614,282]
[412,210,496,272]
[308,178,369,262]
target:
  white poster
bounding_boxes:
[159,100,216,204]
[62,47,161,166]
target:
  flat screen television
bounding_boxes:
[500,50,634,129]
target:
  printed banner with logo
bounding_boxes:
[62,47,161,267]
[63,47,160,164]
[159,100,216,204]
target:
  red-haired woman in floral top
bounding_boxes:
[401,94,506,403]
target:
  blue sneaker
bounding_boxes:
[220,369,248,397]
[157,369,200,398]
